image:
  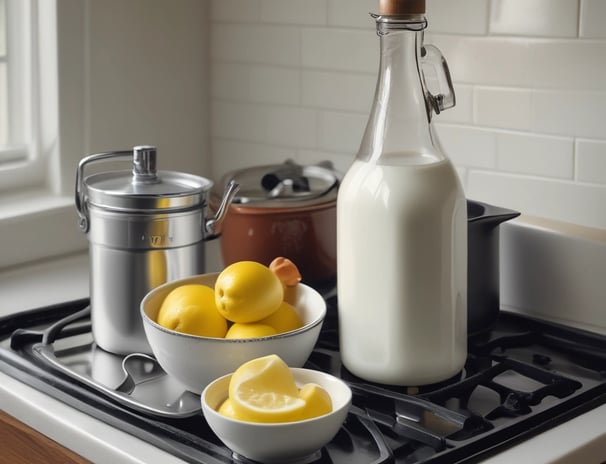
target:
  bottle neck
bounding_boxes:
[357,14,444,165]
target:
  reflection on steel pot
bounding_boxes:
[214,160,341,286]
[75,146,239,354]
[467,200,520,336]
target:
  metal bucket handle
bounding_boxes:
[75,149,136,233]
[75,146,239,238]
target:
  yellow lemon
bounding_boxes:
[215,261,284,323]
[258,301,303,334]
[228,354,305,423]
[157,284,228,338]
[298,383,333,420]
[225,322,277,339]
[218,398,238,419]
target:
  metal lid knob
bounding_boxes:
[133,145,158,183]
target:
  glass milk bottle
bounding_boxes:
[337,0,467,386]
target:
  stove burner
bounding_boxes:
[0,297,605,464]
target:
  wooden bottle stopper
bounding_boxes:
[378,0,426,15]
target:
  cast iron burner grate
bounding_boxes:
[0,296,605,464]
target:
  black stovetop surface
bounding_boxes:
[0,296,605,464]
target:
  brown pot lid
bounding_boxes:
[218,159,340,208]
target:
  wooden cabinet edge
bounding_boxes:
[0,409,90,464]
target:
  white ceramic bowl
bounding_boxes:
[202,368,352,463]
[140,273,326,394]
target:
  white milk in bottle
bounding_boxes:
[336,0,467,386]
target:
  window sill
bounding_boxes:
[0,190,87,270]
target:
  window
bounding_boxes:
[0,0,85,269]
[0,1,210,270]
[0,0,6,146]
[0,0,47,190]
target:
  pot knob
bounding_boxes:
[132,145,158,182]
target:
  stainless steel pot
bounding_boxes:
[75,146,238,354]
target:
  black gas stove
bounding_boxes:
[0,296,605,464]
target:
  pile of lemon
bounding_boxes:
[157,261,333,423]
[156,259,304,339]
[218,354,333,423]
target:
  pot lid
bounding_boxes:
[221,160,340,208]
[84,146,213,212]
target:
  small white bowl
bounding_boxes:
[202,368,352,463]
[140,273,326,394]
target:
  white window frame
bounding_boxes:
[1,0,45,188]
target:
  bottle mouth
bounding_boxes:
[371,13,427,33]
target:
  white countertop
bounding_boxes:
[0,252,605,463]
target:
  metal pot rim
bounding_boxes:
[226,198,337,215]
[217,160,341,209]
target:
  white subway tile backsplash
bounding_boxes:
[261,0,327,26]
[532,90,606,139]
[266,106,318,148]
[430,35,606,91]
[212,23,300,66]
[428,35,534,87]
[474,87,532,130]
[210,0,606,230]
[531,40,606,91]
[249,66,301,105]
[212,138,297,179]
[426,0,489,35]
[301,70,374,112]
[437,84,474,124]
[212,63,301,105]
[213,101,318,149]
[576,139,606,183]
[467,171,606,229]
[301,28,377,72]
[318,111,367,154]
[580,0,606,38]
[211,101,267,142]
[211,100,322,152]
[211,0,262,23]
[211,62,250,101]
[489,0,579,38]
[327,0,376,29]
[434,124,497,168]
[496,132,574,179]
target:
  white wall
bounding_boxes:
[83,0,211,177]
[0,0,212,270]
[208,0,606,230]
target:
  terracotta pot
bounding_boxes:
[214,160,340,286]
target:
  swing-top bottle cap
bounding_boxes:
[378,0,425,15]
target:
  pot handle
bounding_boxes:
[204,180,240,240]
[75,149,134,233]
